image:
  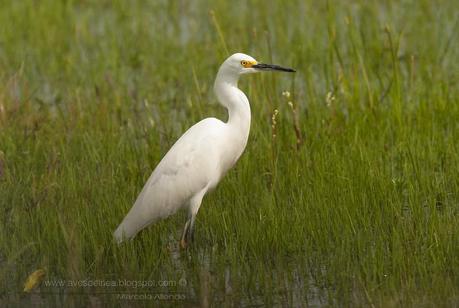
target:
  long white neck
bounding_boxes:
[213,68,251,139]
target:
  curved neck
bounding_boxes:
[213,68,251,132]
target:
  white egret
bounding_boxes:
[114,53,295,248]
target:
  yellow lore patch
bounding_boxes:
[240,60,257,68]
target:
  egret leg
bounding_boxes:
[179,188,206,249]
[180,213,197,249]
[189,215,197,241]
[180,219,191,249]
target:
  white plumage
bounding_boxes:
[113,53,294,247]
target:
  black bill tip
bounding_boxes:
[252,63,296,72]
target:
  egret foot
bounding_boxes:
[180,215,196,249]
[180,238,188,249]
[180,231,192,249]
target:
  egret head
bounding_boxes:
[222,53,296,76]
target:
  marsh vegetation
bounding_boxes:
[0,0,458,306]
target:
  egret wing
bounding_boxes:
[114,118,223,241]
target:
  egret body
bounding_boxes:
[114,53,295,247]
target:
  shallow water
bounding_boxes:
[3,250,331,307]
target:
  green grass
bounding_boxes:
[1,0,458,306]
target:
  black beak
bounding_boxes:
[252,63,296,72]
